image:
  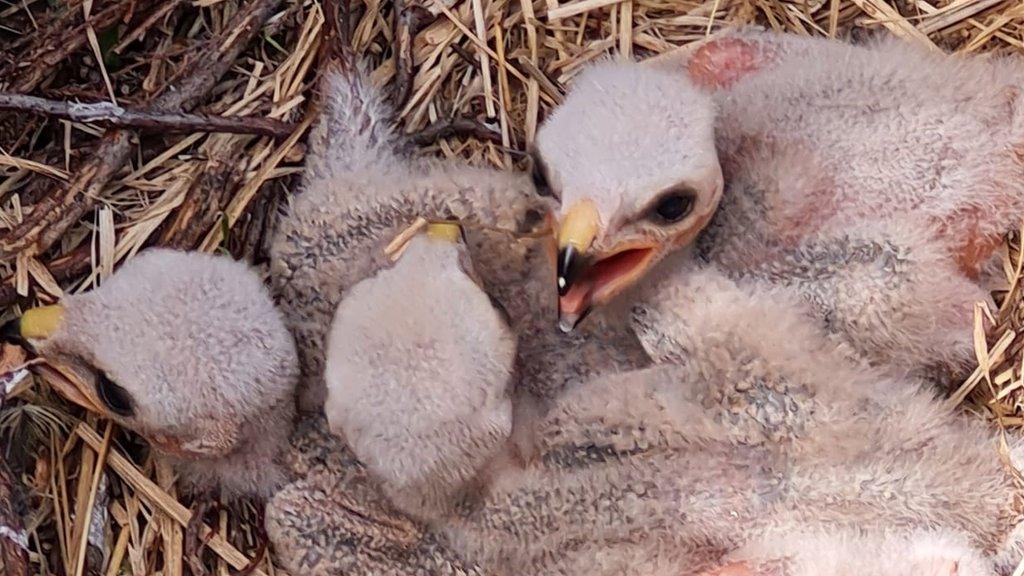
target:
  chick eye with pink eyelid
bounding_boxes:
[650,191,695,223]
[96,372,135,417]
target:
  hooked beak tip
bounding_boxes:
[557,306,591,334]
[557,245,580,296]
[558,317,576,333]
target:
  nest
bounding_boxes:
[2,0,1024,574]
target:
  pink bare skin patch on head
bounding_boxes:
[687,38,774,90]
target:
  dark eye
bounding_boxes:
[96,372,134,417]
[651,192,695,223]
[530,156,556,198]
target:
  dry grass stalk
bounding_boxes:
[3,0,1024,574]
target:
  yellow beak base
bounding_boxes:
[20,305,65,340]
[425,222,463,244]
[557,200,600,253]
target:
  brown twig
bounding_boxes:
[234,181,283,264]
[450,43,482,71]
[392,0,435,107]
[516,55,565,105]
[157,145,249,250]
[0,384,28,576]
[319,0,348,67]
[0,0,285,261]
[184,495,218,576]
[0,94,296,138]
[1,0,129,94]
[112,0,186,54]
[0,245,91,308]
[0,461,27,576]
[410,117,503,146]
[230,502,269,576]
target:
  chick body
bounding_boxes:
[270,236,1024,575]
[536,30,1024,378]
[690,30,1024,374]
[267,59,647,574]
[269,66,586,413]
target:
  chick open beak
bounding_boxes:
[556,200,600,295]
[0,305,105,414]
[555,203,657,332]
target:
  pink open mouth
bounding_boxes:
[558,246,655,325]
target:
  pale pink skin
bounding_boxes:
[699,561,958,576]
[686,35,1008,277]
[689,40,978,576]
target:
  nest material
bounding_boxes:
[2,0,1024,574]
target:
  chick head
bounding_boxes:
[3,249,298,465]
[533,61,722,331]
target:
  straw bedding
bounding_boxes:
[2,0,1024,574]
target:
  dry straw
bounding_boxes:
[2,0,1024,574]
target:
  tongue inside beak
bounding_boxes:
[558,247,653,331]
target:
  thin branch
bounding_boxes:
[319,0,351,67]
[0,94,296,138]
[516,55,565,104]
[450,43,482,71]
[411,117,503,146]
[157,146,248,250]
[0,456,27,576]
[112,0,185,54]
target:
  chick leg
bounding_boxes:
[699,558,962,576]
[266,451,485,576]
[735,220,985,379]
[324,233,518,521]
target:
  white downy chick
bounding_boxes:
[535,29,1024,377]
[269,233,1024,575]
[2,249,298,498]
[323,223,517,519]
[267,50,647,575]
[270,60,553,413]
[266,224,507,576]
